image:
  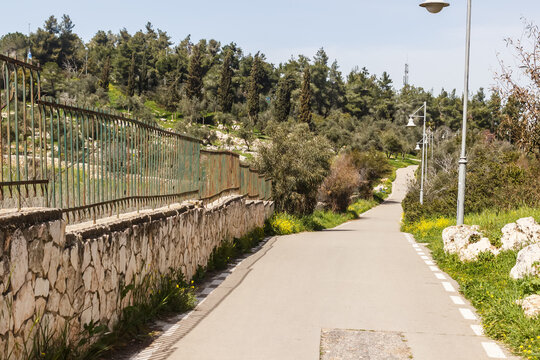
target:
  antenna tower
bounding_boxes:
[403,63,409,87]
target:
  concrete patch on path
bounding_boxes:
[320,329,412,360]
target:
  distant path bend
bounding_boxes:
[150,166,518,360]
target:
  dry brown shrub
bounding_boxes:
[319,153,361,212]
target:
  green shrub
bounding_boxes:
[403,133,540,223]
[349,150,392,198]
[256,122,333,215]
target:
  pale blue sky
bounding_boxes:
[3,1,540,93]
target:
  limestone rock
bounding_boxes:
[118,246,127,274]
[35,297,47,317]
[70,244,80,271]
[91,240,101,273]
[510,243,540,279]
[68,318,80,344]
[442,225,499,262]
[46,290,60,313]
[82,266,98,292]
[72,286,85,313]
[47,245,60,288]
[80,293,92,326]
[28,240,44,274]
[12,282,35,333]
[516,294,540,318]
[50,220,66,247]
[55,267,67,293]
[82,242,91,271]
[91,292,100,323]
[58,294,73,317]
[459,237,500,262]
[501,217,540,251]
[34,278,50,298]
[106,291,117,320]
[0,293,11,336]
[516,217,540,239]
[9,230,29,294]
[66,266,82,300]
[42,242,53,276]
[442,225,482,254]
[8,333,23,360]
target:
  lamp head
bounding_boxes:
[406,117,416,127]
[415,143,421,151]
[419,1,450,13]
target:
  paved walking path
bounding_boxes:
[134,166,519,360]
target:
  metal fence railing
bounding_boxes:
[199,150,240,202]
[0,54,271,222]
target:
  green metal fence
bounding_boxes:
[37,99,201,222]
[0,54,271,222]
[199,150,240,202]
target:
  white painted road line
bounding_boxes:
[163,324,180,337]
[413,244,419,248]
[434,273,446,280]
[471,324,484,336]
[425,260,435,265]
[450,295,465,305]
[481,342,506,358]
[421,255,429,260]
[429,265,439,272]
[459,308,477,320]
[418,252,425,255]
[442,282,456,292]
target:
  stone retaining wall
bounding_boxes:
[0,196,274,358]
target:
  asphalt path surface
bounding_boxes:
[144,166,519,360]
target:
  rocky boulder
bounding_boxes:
[510,243,540,279]
[442,225,499,262]
[459,238,500,262]
[501,217,540,251]
[515,294,540,318]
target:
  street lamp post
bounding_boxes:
[407,102,427,205]
[419,0,471,225]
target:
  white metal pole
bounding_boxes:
[424,103,428,183]
[420,101,426,205]
[456,0,472,225]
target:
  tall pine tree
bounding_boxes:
[127,52,136,97]
[273,72,295,122]
[299,67,313,129]
[311,48,330,116]
[186,44,203,100]
[247,54,262,123]
[99,56,111,90]
[219,50,234,112]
